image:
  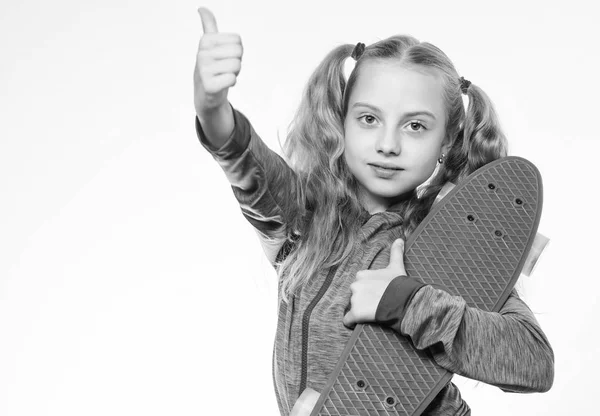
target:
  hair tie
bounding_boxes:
[351,42,366,61]
[459,76,471,95]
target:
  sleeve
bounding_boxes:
[377,283,554,393]
[196,106,301,265]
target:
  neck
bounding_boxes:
[360,188,415,215]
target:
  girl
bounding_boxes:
[193,7,554,416]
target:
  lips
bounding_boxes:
[369,163,403,170]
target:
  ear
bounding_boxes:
[440,140,451,157]
[441,129,458,155]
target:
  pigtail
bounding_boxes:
[284,45,354,174]
[461,83,508,176]
[276,44,366,301]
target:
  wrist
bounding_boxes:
[196,100,231,124]
[196,102,235,149]
[375,276,426,329]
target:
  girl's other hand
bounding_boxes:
[343,239,407,328]
[194,7,243,117]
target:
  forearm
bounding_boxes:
[382,285,554,393]
[196,106,301,263]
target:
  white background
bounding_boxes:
[1,0,598,414]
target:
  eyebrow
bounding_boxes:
[351,102,437,120]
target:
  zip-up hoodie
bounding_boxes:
[196,107,554,415]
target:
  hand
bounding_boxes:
[194,7,243,116]
[343,239,407,328]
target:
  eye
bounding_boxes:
[358,114,378,126]
[407,121,426,132]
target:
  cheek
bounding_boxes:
[411,146,440,176]
[343,132,362,159]
[422,159,438,179]
[342,146,359,171]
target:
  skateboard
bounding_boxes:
[291,156,545,416]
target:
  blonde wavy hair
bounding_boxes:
[275,35,508,301]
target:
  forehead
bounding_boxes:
[350,61,446,115]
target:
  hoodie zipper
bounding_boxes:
[298,265,339,396]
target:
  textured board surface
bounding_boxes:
[311,156,543,416]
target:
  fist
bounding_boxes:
[194,7,243,115]
[343,239,407,328]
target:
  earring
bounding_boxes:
[438,153,446,164]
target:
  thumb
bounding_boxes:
[198,7,218,34]
[388,239,405,269]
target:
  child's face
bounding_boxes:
[343,61,448,213]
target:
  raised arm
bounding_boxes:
[194,8,300,264]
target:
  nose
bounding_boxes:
[376,127,401,155]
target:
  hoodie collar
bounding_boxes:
[359,197,410,225]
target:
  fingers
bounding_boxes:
[203,59,242,76]
[202,73,237,94]
[198,7,218,33]
[355,270,367,281]
[344,283,370,328]
[197,56,240,94]
[197,46,243,78]
[201,43,243,59]
[199,33,242,49]
[342,310,356,328]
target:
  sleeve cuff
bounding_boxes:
[195,105,251,160]
[375,276,426,332]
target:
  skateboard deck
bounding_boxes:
[300,156,543,416]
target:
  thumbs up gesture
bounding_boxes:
[343,239,407,328]
[194,7,243,116]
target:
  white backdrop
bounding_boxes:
[1,0,598,414]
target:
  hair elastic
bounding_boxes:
[459,76,471,95]
[351,42,366,61]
